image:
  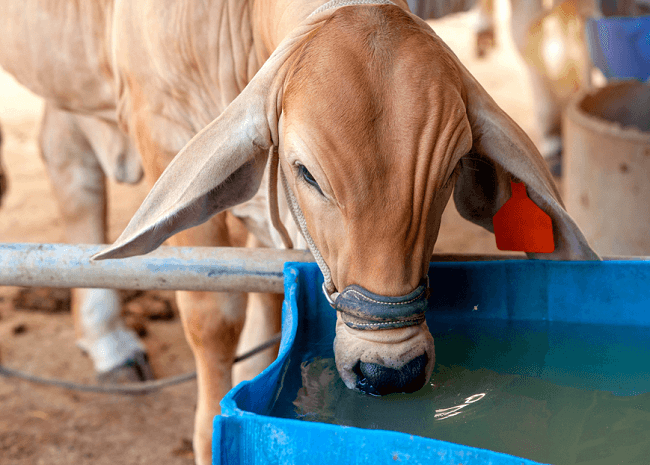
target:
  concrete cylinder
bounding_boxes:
[563,81,650,256]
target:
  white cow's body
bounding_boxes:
[0,1,147,381]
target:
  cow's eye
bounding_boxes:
[297,163,324,196]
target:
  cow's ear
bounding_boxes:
[452,63,599,260]
[93,20,323,260]
[93,93,273,260]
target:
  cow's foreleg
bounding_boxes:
[169,214,248,465]
[233,234,283,386]
[38,104,151,381]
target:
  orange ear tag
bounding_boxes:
[492,181,555,253]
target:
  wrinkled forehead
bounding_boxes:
[282,5,466,159]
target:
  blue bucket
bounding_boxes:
[585,15,650,81]
[215,260,650,465]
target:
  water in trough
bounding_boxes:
[269,319,650,465]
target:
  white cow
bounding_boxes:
[0,2,147,382]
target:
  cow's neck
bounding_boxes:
[251,0,406,60]
[251,0,326,61]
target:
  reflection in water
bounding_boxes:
[278,357,650,465]
[435,392,486,420]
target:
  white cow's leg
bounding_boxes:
[522,63,565,162]
[74,288,151,381]
[231,292,283,385]
[39,104,151,381]
[168,214,247,465]
[510,0,593,174]
[475,0,496,58]
[233,234,283,386]
[509,0,563,163]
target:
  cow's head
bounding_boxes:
[94,4,597,396]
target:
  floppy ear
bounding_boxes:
[93,16,328,261]
[93,81,276,260]
[452,62,599,260]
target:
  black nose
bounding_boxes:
[353,354,428,396]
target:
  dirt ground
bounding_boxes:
[0,4,547,465]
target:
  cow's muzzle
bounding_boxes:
[353,353,429,396]
[326,279,433,396]
[323,278,429,330]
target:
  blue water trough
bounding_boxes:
[215,259,650,464]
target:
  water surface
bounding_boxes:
[269,320,650,464]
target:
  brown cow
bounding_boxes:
[93,0,598,462]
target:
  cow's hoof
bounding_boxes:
[97,351,155,384]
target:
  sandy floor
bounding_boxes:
[0,4,545,464]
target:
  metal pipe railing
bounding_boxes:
[1,243,646,294]
[0,243,313,294]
